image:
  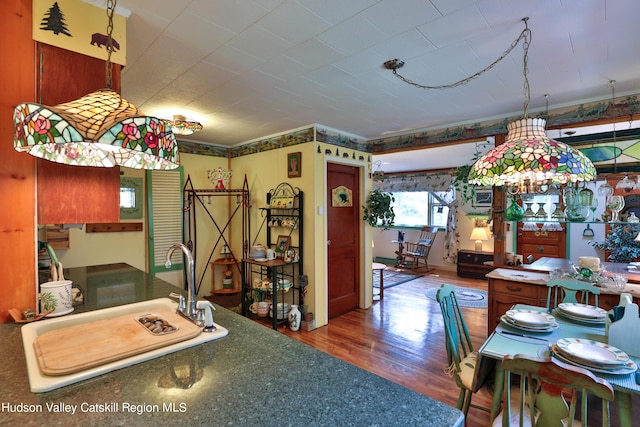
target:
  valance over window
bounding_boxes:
[377,171,453,193]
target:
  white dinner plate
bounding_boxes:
[554,310,606,325]
[551,345,637,375]
[555,338,629,366]
[500,315,558,333]
[506,309,556,327]
[557,303,606,320]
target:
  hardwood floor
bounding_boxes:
[278,267,493,426]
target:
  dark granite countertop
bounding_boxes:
[2,264,463,426]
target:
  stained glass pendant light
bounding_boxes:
[469,117,596,194]
[468,19,596,194]
[12,0,179,170]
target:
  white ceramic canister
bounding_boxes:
[40,280,74,317]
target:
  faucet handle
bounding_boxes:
[178,295,187,313]
[196,300,216,332]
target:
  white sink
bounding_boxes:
[21,298,228,393]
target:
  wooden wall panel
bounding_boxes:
[36,43,121,224]
[0,0,37,322]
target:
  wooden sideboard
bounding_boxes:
[486,267,640,335]
[457,249,494,279]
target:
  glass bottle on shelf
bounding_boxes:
[578,187,594,208]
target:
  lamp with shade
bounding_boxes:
[470,227,490,251]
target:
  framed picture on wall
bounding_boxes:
[472,188,493,208]
[287,152,301,178]
[275,235,291,256]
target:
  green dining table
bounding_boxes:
[478,304,640,426]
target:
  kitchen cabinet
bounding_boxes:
[487,273,548,335]
[36,43,122,224]
[242,182,303,330]
[37,161,120,224]
[516,224,566,263]
[486,268,640,335]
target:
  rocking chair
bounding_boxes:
[400,226,438,271]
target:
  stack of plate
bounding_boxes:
[556,303,607,325]
[501,309,559,333]
[552,338,637,374]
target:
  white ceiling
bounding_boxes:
[100,0,639,156]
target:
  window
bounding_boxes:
[393,191,449,227]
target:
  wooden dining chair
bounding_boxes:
[436,284,491,418]
[400,226,438,271]
[494,354,614,427]
[546,278,600,309]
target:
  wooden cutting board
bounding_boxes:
[33,308,202,376]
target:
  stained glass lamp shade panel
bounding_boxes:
[13,89,179,170]
[468,118,596,189]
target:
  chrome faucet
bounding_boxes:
[165,243,216,332]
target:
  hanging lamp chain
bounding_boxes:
[388,17,532,92]
[610,80,617,173]
[521,17,531,118]
[105,0,116,89]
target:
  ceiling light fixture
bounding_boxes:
[466,18,596,195]
[13,0,179,170]
[164,115,203,136]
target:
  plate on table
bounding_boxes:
[505,309,556,328]
[500,315,559,333]
[554,311,606,325]
[551,345,637,375]
[557,303,606,320]
[555,338,629,366]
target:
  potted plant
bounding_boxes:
[591,223,640,263]
[362,189,395,230]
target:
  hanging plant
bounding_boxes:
[453,164,476,204]
[453,143,485,204]
[362,189,395,230]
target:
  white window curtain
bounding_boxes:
[378,171,458,263]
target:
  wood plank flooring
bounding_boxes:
[278,267,493,426]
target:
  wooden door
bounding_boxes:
[327,163,360,318]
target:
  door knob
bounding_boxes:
[327,240,331,245]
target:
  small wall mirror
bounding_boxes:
[120,177,143,219]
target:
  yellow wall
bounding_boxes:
[230,143,319,318]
